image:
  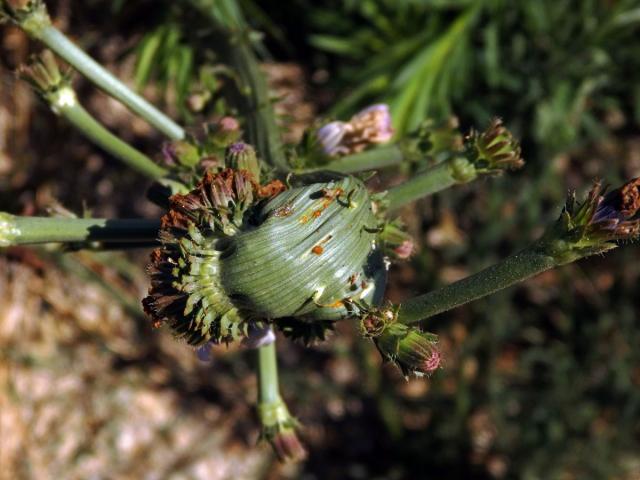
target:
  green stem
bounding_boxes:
[318,145,404,174]
[37,25,185,140]
[385,160,463,212]
[0,214,160,246]
[397,244,558,324]
[189,0,286,171]
[257,337,280,405]
[56,93,167,179]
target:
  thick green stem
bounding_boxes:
[385,161,460,211]
[398,245,558,324]
[0,214,160,246]
[257,337,280,405]
[318,145,404,174]
[37,25,185,140]
[188,0,286,171]
[54,92,167,179]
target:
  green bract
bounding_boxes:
[144,169,387,346]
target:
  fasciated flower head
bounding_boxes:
[143,166,388,346]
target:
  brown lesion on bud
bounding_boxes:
[612,177,640,218]
[580,178,640,240]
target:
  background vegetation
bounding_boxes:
[2,0,640,478]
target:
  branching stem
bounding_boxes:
[385,160,460,211]
[397,244,559,325]
[0,214,160,246]
[55,94,167,179]
[38,25,185,140]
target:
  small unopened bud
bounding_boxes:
[465,118,524,174]
[258,398,307,462]
[207,116,242,148]
[375,323,441,378]
[379,221,416,260]
[160,140,200,168]
[225,142,260,182]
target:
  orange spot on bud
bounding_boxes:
[312,210,322,218]
[312,245,324,255]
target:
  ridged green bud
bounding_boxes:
[258,398,306,462]
[374,320,441,378]
[225,142,260,182]
[464,118,524,174]
[144,169,387,345]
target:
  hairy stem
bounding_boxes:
[385,161,460,211]
[397,245,557,324]
[317,145,404,174]
[0,214,160,246]
[52,90,167,179]
[37,25,185,140]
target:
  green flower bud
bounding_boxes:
[374,321,441,378]
[464,118,524,174]
[143,169,387,345]
[225,142,261,182]
[258,398,306,462]
[378,220,415,259]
